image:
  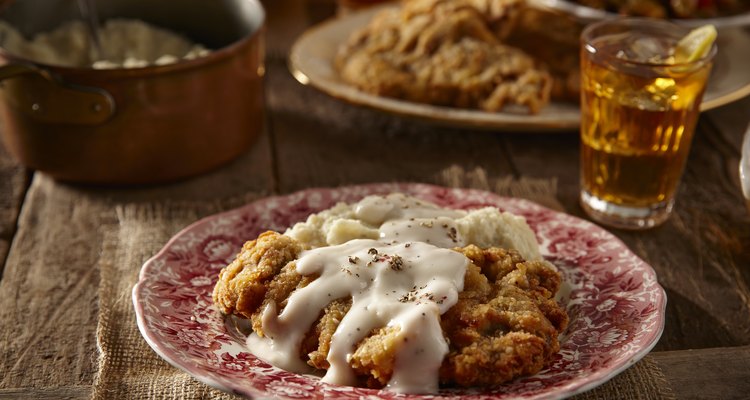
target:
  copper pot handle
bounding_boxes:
[0,62,115,125]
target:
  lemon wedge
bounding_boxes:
[674,25,717,64]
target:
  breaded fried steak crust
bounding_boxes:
[212,231,305,320]
[213,231,568,388]
[335,0,553,114]
[439,245,568,386]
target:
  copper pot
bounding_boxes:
[0,0,265,184]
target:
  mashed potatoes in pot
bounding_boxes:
[0,19,209,68]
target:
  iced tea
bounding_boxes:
[579,19,715,229]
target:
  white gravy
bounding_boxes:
[247,194,471,393]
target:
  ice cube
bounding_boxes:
[616,35,673,64]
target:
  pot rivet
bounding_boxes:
[31,103,41,112]
[92,103,102,113]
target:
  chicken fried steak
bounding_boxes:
[336,0,553,114]
[213,231,567,390]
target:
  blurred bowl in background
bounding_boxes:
[0,0,265,184]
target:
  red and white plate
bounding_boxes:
[133,183,666,399]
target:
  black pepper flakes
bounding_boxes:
[447,227,458,243]
[389,255,404,271]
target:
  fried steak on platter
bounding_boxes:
[335,0,556,114]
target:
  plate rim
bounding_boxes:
[133,182,668,399]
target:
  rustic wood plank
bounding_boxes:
[650,345,750,400]
[703,94,750,202]
[265,55,517,192]
[262,0,316,58]
[500,132,580,210]
[0,138,29,278]
[0,385,90,400]
[704,95,750,150]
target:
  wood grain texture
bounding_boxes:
[0,139,28,278]
[650,345,750,400]
[0,385,90,400]
[266,55,519,192]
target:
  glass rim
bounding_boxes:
[581,17,718,68]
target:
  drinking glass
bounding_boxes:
[579,18,717,229]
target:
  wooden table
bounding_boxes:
[1,1,749,398]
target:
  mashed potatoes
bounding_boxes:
[284,193,542,261]
[0,19,209,68]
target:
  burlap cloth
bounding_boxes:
[93,168,676,399]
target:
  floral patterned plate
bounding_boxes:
[133,183,666,399]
